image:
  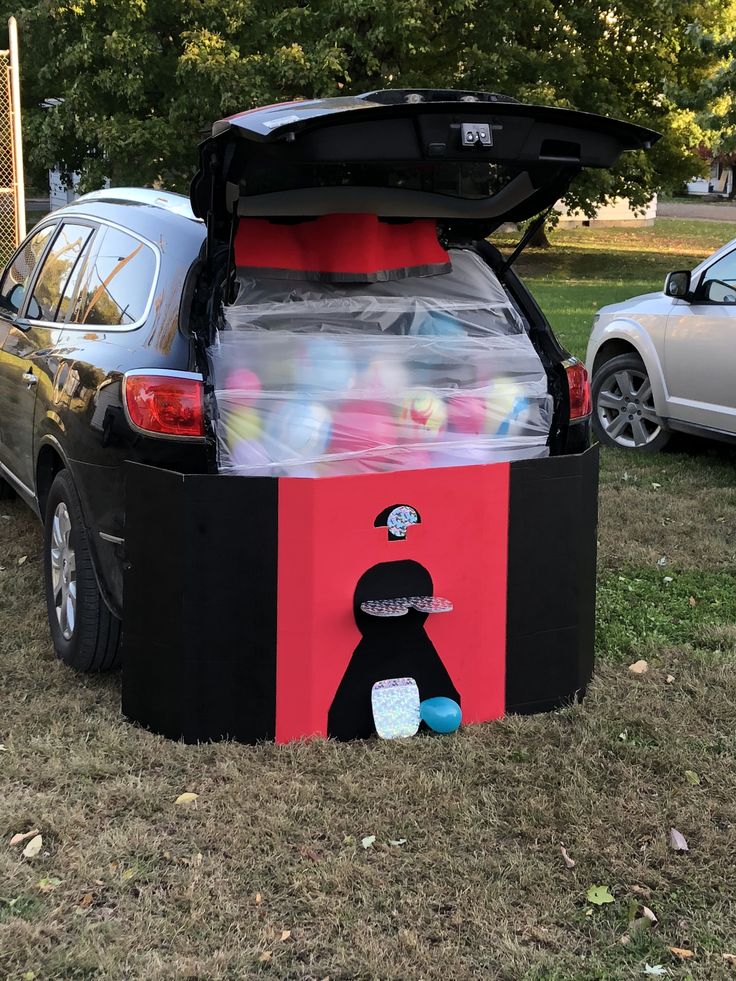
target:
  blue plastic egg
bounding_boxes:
[420,696,462,734]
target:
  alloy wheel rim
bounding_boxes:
[50,501,77,640]
[597,367,662,448]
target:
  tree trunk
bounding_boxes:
[528,224,551,248]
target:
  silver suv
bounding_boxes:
[587,238,736,451]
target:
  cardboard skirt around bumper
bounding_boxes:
[121,446,599,743]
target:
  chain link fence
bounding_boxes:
[0,52,16,264]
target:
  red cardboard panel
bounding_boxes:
[276,463,510,742]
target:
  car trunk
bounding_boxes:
[186,89,657,476]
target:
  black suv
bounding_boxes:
[0,89,657,672]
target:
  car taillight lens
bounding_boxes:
[124,373,205,437]
[566,361,592,419]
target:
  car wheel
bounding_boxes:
[43,469,121,671]
[592,354,671,452]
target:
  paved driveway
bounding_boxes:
[658,201,736,222]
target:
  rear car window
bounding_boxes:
[27,222,94,322]
[0,223,56,315]
[71,226,156,327]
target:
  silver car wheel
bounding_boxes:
[596,367,662,448]
[50,501,77,640]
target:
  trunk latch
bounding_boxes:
[460,122,492,147]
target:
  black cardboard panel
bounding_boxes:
[122,464,279,743]
[505,445,599,711]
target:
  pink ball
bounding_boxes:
[447,394,487,435]
[225,368,262,406]
[329,400,398,454]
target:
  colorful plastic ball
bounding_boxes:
[329,400,397,454]
[416,311,467,337]
[447,394,487,435]
[485,379,530,437]
[265,401,332,458]
[296,338,356,393]
[224,406,262,449]
[420,696,462,734]
[224,367,262,406]
[399,390,447,438]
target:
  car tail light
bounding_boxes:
[123,372,205,437]
[565,361,592,419]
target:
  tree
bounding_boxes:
[11,0,736,213]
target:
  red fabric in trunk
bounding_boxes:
[234,214,450,282]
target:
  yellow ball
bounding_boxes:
[225,406,262,449]
[485,379,528,436]
[400,389,447,437]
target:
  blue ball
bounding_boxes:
[420,696,462,734]
[297,338,356,392]
[416,311,467,337]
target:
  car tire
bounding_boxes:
[43,469,121,672]
[592,353,671,452]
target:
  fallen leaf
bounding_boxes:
[389,838,407,847]
[560,845,575,868]
[642,966,667,976]
[361,835,376,849]
[669,947,694,959]
[21,972,36,980]
[722,953,736,965]
[254,892,262,904]
[630,885,651,897]
[10,828,40,846]
[36,875,61,893]
[665,674,675,684]
[258,951,272,963]
[78,892,94,908]
[586,884,614,905]
[629,659,649,675]
[684,770,700,785]
[121,867,136,881]
[174,792,198,805]
[22,835,42,859]
[17,555,27,566]
[669,828,689,852]
[688,596,697,607]
[279,930,291,941]
[300,846,321,862]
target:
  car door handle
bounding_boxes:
[22,371,38,387]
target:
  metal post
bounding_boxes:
[8,16,24,243]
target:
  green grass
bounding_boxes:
[2,219,736,980]
[499,217,736,358]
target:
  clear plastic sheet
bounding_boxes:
[212,249,552,477]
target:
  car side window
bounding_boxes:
[71,226,157,327]
[0,223,56,316]
[699,250,736,304]
[27,222,95,322]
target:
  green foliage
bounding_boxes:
[7,0,736,203]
